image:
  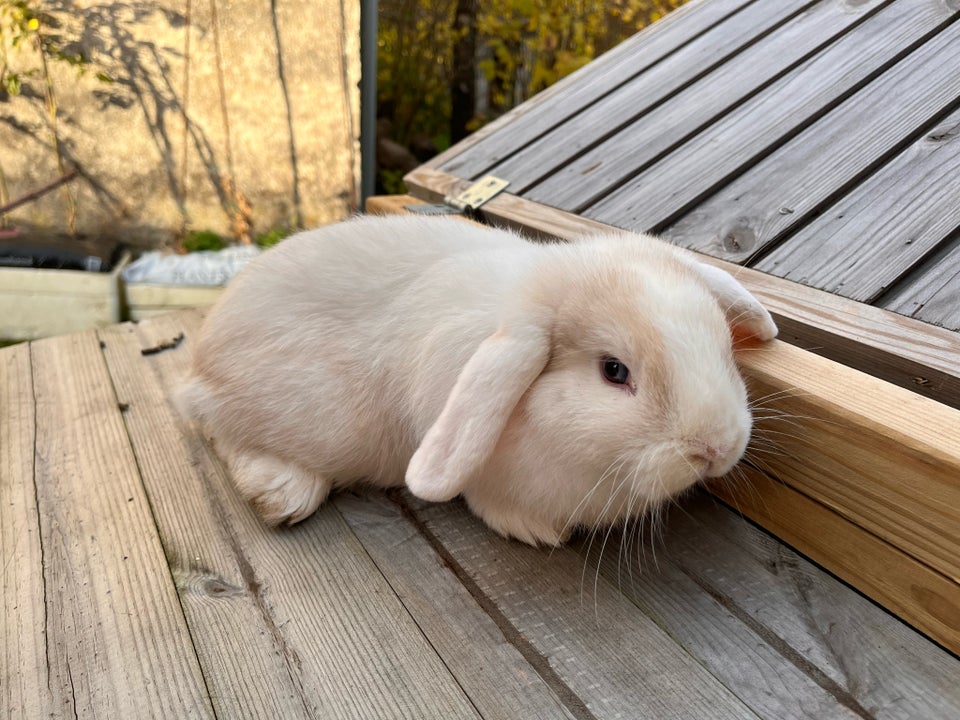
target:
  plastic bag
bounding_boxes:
[121,244,262,286]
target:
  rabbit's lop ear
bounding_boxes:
[406,323,551,502]
[691,261,778,343]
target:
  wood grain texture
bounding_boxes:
[397,177,960,409]
[411,499,760,720]
[572,520,865,720]
[0,344,55,719]
[709,468,960,657]
[667,493,960,716]
[28,331,214,717]
[433,0,754,178]
[585,0,958,233]
[660,19,960,263]
[98,314,316,720]
[754,107,960,307]
[336,491,577,720]
[488,0,813,191]
[736,339,960,584]
[138,314,482,720]
[524,0,886,208]
[883,237,960,330]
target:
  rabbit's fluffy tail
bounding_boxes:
[173,375,215,425]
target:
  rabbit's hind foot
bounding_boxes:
[230,453,331,526]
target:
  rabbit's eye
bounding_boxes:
[601,357,630,385]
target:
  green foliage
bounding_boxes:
[0,0,103,97]
[377,0,688,148]
[379,168,407,195]
[377,0,459,148]
[254,226,292,248]
[0,0,115,233]
[183,229,225,253]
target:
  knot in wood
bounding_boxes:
[719,221,756,256]
[202,576,244,598]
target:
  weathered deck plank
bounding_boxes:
[665,494,960,718]
[26,331,214,717]
[98,316,316,720]
[708,466,960,661]
[1,344,54,719]
[435,0,754,178]
[586,0,958,232]
[410,499,761,720]
[335,491,577,720]
[751,117,960,319]
[575,518,865,720]
[660,19,960,263]
[883,239,960,330]
[485,0,813,191]
[126,311,484,720]
[519,0,885,205]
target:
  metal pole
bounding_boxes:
[360,0,378,209]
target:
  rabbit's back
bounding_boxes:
[183,214,533,485]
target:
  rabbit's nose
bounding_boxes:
[691,443,738,478]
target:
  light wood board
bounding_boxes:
[1,343,54,719]
[708,468,960,656]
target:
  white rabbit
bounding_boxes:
[178,214,777,546]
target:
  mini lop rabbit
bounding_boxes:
[179,214,777,545]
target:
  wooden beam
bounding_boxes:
[403,167,960,410]
[367,191,960,655]
[708,469,960,655]
[736,340,960,585]
[365,194,422,216]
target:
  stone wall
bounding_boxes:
[0,0,360,249]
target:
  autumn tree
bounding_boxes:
[378,0,687,163]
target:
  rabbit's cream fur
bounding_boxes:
[180,214,776,545]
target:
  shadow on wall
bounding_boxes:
[0,0,360,249]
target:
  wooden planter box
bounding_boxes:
[0,256,227,339]
[0,253,129,341]
[123,283,225,321]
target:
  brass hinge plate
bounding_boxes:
[406,176,509,216]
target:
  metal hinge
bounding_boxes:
[406,176,510,217]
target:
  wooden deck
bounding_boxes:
[3,308,959,718]
[5,0,960,716]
